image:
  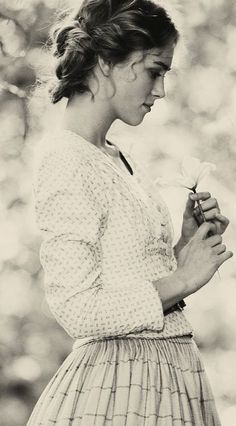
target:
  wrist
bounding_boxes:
[179,235,190,247]
[173,236,188,260]
[174,268,196,298]
[153,270,191,312]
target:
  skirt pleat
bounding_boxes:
[27,336,221,425]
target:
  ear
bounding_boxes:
[98,55,112,77]
[126,51,144,82]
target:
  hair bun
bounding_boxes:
[52,16,90,58]
[53,24,73,57]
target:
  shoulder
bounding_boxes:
[34,130,113,186]
[33,132,115,211]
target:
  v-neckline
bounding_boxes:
[58,128,155,211]
[60,129,135,181]
[50,129,172,236]
[105,140,134,176]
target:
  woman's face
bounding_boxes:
[109,44,175,126]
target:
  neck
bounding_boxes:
[62,92,116,147]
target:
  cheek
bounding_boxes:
[123,79,151,103]
[133,74,153,97]
[113,68,152,107]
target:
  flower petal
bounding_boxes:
[196,162,216,183]
[181,157,201,185]
[154,157,216,190]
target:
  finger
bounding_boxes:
[212,244,226,255]
[194,198,220,213]
[193,212,202,226]
[184,193,196,216]
[215,213,230,226]
[206,234,222,247]
[217,250,233,267]
[207,223,218,237]
[194,208,220,221]
[195,222,215,240]
[193,214,218,234]
[190,192,211,202]
[192,204,208,224]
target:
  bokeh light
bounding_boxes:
[0,1,235,425]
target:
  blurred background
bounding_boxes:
[0,0,235,425]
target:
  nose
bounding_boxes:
[151,77,165,99]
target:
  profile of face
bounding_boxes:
[99,44,175,126]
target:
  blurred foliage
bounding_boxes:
[0,0,235,425]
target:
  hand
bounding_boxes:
[176,222,233,296]
[180,191,230,245]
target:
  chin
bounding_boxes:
[119,113,144,126]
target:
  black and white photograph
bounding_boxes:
[0,0,235,425]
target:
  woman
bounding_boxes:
[27,0,232,424]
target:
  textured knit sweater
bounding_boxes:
[33,129,193,347]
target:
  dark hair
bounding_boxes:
[49,0,179,104]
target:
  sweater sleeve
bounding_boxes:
[34,146,165,339]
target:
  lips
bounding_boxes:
[143,103,152,111]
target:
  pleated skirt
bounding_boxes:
[26,335,221,425]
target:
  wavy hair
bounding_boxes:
[49,0,179,104]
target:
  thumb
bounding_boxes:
[195,222,215,240]
[183,193,195,217]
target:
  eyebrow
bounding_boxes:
[153,61,171,71]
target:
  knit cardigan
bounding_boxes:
[33,129,193,347]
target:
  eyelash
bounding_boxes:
[149,71,164,80]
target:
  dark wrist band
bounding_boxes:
[164,299,186,316]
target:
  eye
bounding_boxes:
[149,70,163,80]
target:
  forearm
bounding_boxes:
[152,270,191,312]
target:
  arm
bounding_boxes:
[173,236,188,262]
[114,151,232,311]
[152,271,189,312]
[157,222,233,312]
[34,147,166,339]
[120,151,188,309]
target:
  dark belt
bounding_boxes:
[164,299,186,316]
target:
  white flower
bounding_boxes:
[155,157,216,190]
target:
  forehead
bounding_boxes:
[144,46,175,68]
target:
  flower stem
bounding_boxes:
[192,187,206,223]
[191,187,221,281]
